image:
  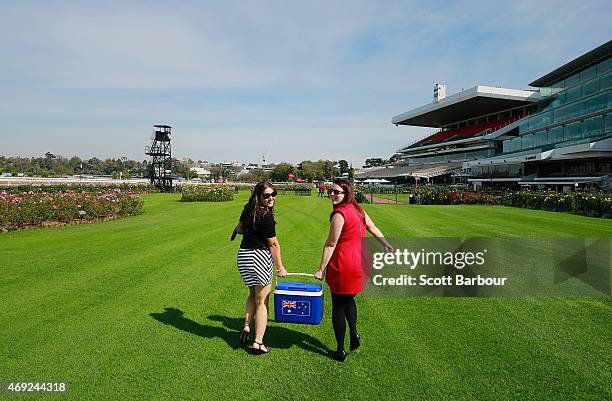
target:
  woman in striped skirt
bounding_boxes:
[234,182,287,354]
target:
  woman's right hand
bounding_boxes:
[276,267,287,277]
[314,269,324,280]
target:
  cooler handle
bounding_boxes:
[275,272,318,286]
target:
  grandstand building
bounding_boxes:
[391,86,542,184]
[466,41,612,190]
[356,85,545,184]
[358,40,611,191]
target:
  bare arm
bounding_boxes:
[365,212,394,252]
[314,213,344,279]
[267,236,287,277]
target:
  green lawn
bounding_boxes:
[1,192,611,400]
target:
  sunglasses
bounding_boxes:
[263,191,277,199]
[327,189,345,196]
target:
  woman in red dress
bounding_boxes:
[314,179,393,361]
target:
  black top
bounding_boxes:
[240,209,276,249]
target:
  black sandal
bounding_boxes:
[239,324,250,345]
[251,341,270,354]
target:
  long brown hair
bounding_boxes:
[240,181,276,228]
[330,178,365,221]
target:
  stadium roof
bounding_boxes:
[529,40,612,87]
[391,86,541,128]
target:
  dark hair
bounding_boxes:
[330,178,365,221]
[240,181,276,228]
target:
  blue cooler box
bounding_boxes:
[274,274,323,325]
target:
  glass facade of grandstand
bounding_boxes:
[504,57,611,155]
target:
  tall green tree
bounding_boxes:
[270,162,294,182]
[365,158,384,168]
[338,160,349,174]
[322,160,339,179]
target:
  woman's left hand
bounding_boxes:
[276,267,287,277]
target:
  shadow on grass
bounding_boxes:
[150,307,329,356]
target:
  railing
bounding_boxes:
[145,146,170,156]
[276,189,312,196]
[481,114,526,135]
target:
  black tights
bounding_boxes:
[331,293,357,351]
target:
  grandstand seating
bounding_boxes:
[407,115,524,149]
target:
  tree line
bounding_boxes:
[179,159,351,182]
[0,153,150,179]
[257,160,350,182]
[0,153,353,182]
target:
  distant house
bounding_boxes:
[190,167,211,179]
[221,161,241,169]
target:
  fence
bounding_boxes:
[357,186,507,205]
[276,189,312,196]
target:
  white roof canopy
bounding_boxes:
[391,86,541,127]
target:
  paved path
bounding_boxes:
[368,195,408,204]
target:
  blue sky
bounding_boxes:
[1,0,610,166]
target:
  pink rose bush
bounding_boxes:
[502,191,612,218]
[0,183,157,194]
[0,189,143,231]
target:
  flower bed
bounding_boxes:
[502,191,612,218]
[0,183,158,194]
[414,186,453,205]
[0,189,144,231]
[355,184,610,217]
[179,184,235,202]
[452,191,502,205]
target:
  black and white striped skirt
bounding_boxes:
[237,248,274,286]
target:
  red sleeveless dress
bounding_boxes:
[325,203,371,294]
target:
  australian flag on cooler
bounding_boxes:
[282,300,311,316]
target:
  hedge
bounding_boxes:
[179,184,235,202]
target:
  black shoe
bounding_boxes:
[331,349,346,362]
[239,324,250,345]
[349,332,361,351]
